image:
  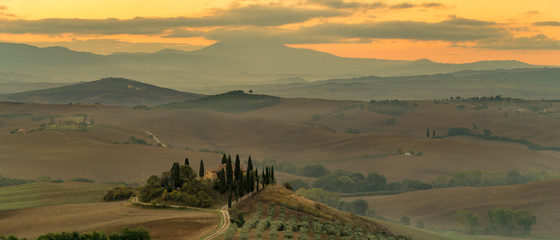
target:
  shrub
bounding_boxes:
[415,221,424,229]
[399,216,411,226]
[103,186,135,201]
[386,118,396,125]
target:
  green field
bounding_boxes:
[0,182,113,210]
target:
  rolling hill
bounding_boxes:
[342,179,560,238]
[3,77,203,106]
[0,41,540,95]
[238,67,560,101]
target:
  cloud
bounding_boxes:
[0,4,16,17]
[390,3,415,9]
[477,34,560,50]
[0,5,344,35]
[422,2,443,8]
[526,10,539,16]
[305,0,378,9]
[165,16,508,45]
[534,21,560,26]
[306,1,444,10]
[302,19,507,41]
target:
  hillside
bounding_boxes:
[342,179,560,238]
[242,68,560,101]
[3,77,203,106]
[0,201,218,240]
[156,90,281,113]
[0,42,540,95]
[1,99,559,184]
[230,185,400,239]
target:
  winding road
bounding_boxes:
[131,193,253,240]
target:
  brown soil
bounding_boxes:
[343,179,560,238]
[0,201,218,240]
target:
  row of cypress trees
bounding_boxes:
[215,154,275,207]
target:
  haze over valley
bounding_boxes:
[1,0,560,240]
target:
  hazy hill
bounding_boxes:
[156,90,281,113]
[3,77,203,106]
[0,41,540,93]
[246,67,560,100]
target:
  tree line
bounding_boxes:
[284,166,559,195]
[138,154,276,208]
[455,208,537,236]
[214,154,276,208]
[0,227,150,240]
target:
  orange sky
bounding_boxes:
[1,0,559,65]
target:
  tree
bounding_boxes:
[400,216,411,226]
[271,166,275,184]
[415,221,424,229]
[218,169,227,194]
[427,128,430,138]
[221,154,227,164]
[366,172,387,191]
[234,154,241,182]
[456,104,467,110]
[171,162,183,189]
[255,168,260,191]
[185,157,190,166]
[386,118,396,125]
[228,188,232,208]
[247,156,253,171]
[199,159,205,178]
[238,171,245,198]
[226,156,233,186]
[454,209,479,234]
[433,129,436,137]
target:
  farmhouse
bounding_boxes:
[204,164,247,180]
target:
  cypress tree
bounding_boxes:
[226,156,233,186]
[218,169,227,194]
[172,162,182,189]
[199,159,205,178]
[247,156,253,171]
[262,169,266,187]
[245,170,251,193]
[255,168,259,191]
[185,157,190,166]
[221,154,227,164]
[271,166,275,184]
[234,154,241,181]
[427,128,430,138]
[228,187,232,208]
[239,171,245,198]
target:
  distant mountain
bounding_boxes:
[245,68,560,100]
[0,41,540,93]
[3,77,203,106]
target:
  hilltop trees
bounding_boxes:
[212,154,275,206]
[139,161,213,207]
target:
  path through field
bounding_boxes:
[131,192,253,240]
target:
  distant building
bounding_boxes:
[404,152,412,157]
[543,107,559,113]
[204,164,247,180]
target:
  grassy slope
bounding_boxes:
[156,90,281,113]
[0,182,112,210]
[4,77,202,106]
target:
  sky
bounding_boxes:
[1,0,559,65]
